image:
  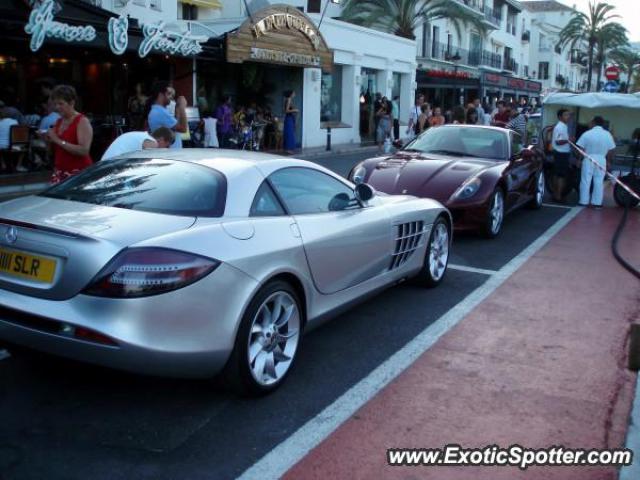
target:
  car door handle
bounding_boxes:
[289,223,301,238]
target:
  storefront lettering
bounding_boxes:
[139,22,207,58]
[250,47,320,67]
[108,14,129,55]
[482,72,541,93]
[252,13,321,50]
[24,0,96,52]
[425,69,474,80]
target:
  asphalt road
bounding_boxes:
[0,150,573,480]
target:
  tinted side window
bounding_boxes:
[251,181,286,217]
[269,167,356,215]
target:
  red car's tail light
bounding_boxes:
[83,248,220,298]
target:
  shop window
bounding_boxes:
[321,66,343,123]
[392,73,401,101]
[307,0,321,13]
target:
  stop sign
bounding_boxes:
[605,66,620,81]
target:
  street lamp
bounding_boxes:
[319,0,341,29]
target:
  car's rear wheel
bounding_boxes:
[415,216,450,287]
[223,281,303,396]
[527,171,544,209]
[482,189,504,238]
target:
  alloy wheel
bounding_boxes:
[428,222,449,281]
[247,291,301,387]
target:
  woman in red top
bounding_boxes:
[46,85,93,184]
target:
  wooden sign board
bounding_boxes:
[226,5,333,72]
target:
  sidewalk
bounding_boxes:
[282,204,640,479]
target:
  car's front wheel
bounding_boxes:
[415,216,450,287]
[482,189,504,238]
[224,281,303,396]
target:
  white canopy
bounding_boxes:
[544,92,640,109]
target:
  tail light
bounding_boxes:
[83,248,220,298]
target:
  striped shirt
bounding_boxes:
[506,114,527,140]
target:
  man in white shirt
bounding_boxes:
[551,109,572,202]
[576,116,616,208]
[101,127,174,161]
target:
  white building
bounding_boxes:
[522,0,589,95]
[413,0,541,107]
[192,0,417,148]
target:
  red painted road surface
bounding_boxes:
[284,205,640,480]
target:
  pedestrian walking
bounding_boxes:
[506,108,527,141]
[473,99,484,125]
[575,116,616,208]
[551,109,572,203]
[376,98,392,153]
[391,96,400,141]
[407,94,424,138]
[100,127,174,161]
[428,107,445,127]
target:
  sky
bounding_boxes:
[562,0,640,42]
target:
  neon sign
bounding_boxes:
[108,14,129,55]
[139,22,207,58]
[25,0,96,52]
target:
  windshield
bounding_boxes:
[39,158,227,217]
[405,127,508,161]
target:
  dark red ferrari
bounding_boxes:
[349,125,545,238]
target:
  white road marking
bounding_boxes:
[237,206,583,480]
[0,349,11,361]
[448,264,498,276]
[542,202,573,209]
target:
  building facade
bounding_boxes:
[522,0,589,95]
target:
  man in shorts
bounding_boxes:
[551,109,572,202]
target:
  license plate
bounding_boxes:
[0,247,56,283]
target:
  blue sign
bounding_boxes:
[602,81,620,93]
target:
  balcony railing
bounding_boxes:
[424,41,504,70]
[455,0,484,13]
[483,6,502,27]
[469,50,503,69]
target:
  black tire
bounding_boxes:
[415,216,450,288]
[223,280,303,397]
[481,189,505,239]
[527,171,545,210]
[613,175,640,208]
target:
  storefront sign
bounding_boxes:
[108,14,129,55]
[139,22,207,58]
[482,72,541,93]
[252,13,321,50]
[24,0,96,52]
[250,47,320,67]
[425,69,475,80]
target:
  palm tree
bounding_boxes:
[557,1,628,91]
[610,47,640,93]
[340,0,486,41]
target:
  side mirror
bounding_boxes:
[355,183,375,203]
[328,192,351,211]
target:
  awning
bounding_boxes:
[543,92,640,109]
[180,0,222,9]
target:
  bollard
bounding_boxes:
[628,323,640,371]
[326,127,331,151]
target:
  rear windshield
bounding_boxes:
[39,158,226,217]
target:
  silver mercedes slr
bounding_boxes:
[0,150,451,395]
